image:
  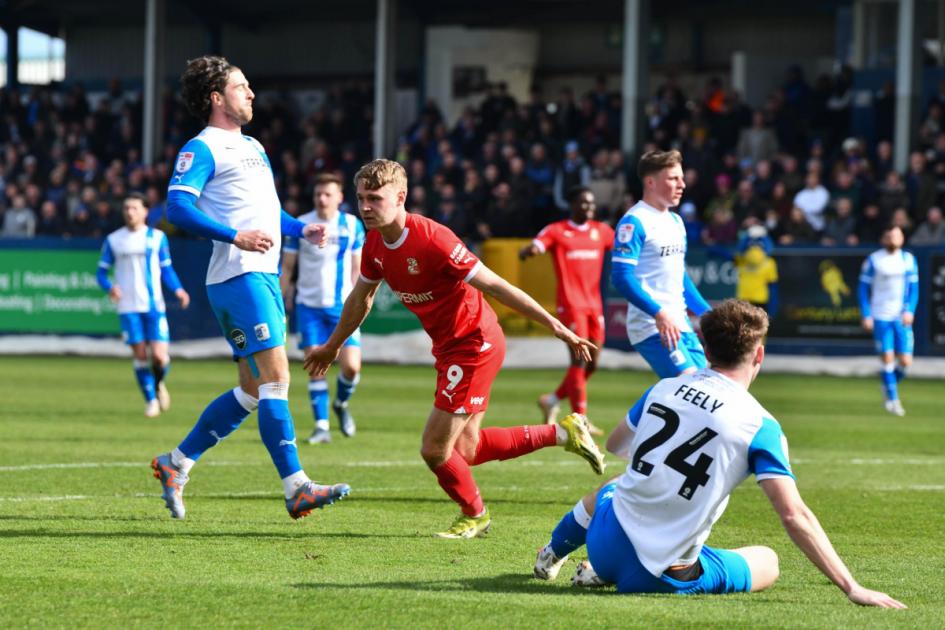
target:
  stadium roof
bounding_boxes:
[2,0,846,37]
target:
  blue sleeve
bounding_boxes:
[625,386,655,429]
[353,218,365,251]
[683,272,711,315]
[158,233,182,292]
[611,215,662,316]
[857,257,874,317]
[281,209,305,238]
[168,139,215,196]
[904,254,919,314]
[97,240,113,291]
[748,417,795,480]
[166,189,237,243]
[283,235,299,253]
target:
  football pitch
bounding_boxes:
[0,356,941,628]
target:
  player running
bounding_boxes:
[519,186,614,434]
[532,299,906,608]
[281,173,365,443]
[612,150,711,377]
[150,55,350,520]
[858,225,919,416]
[305,159,605,539]
[97,192,190,417]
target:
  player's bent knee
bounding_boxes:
[735,545,779,592]
[420,445,449,469]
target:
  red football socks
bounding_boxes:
[432,451,484,517]
[471,425,557,465]
[554,366,588,413]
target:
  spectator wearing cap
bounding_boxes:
[553,140,589,212]
[792,172,829,233]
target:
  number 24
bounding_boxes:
[630,402,718,500]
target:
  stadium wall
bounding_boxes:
[3,238,943,359]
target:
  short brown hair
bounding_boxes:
[700,299,769,368]
[637,149,682,180]
[354,159,408,192]
[124,192,148,207]
[180,55,234,122]
[314,172,344,189]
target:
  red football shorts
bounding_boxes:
[557,306,605,342]
[433,334,506,414]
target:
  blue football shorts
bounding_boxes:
[586,482,752,595]
[296,303,360,349]
[206,272,286,359]
[633,331,707,378]
[873,319,914,355]
[119,311,169,345]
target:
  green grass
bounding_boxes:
[0,356,941,628]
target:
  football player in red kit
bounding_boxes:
[305,159,605,538]
[520,186,614,435]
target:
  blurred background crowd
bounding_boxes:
[3,64,945,249]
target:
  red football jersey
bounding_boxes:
[360,213,501,356]
[533,219,614,312]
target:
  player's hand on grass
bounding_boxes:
[846,584,907,609]
[654,309,681,349]
[303,223,329,247]
[175,288,190,309]
[108,286,121,303]
[234,229,275,253]
[303,344,340,377]
[901,312,913,326]
[861,316,874,332]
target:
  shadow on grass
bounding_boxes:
[291,572,619,597]
[0,528,421,540]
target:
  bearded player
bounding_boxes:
[305,159,606,539]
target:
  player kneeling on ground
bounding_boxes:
[532,299,905,608]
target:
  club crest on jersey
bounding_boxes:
[618,223,634,243]
[175,152,194,173]
[407,257,420,274]
[230,328,247,349]
[254,322,270,342]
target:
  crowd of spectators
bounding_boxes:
[2,65,945,249]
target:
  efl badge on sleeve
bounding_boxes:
[175,152,194,173]
[617,223,634,243]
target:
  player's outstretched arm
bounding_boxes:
[468,265,596,362]
[759,477,906,609]
[303,278,380,377]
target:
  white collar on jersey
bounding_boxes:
[567,220,591,231]
[382,227,410,250]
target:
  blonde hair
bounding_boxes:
[354,159,408,192]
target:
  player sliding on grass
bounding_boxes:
[305,159,606,539]
[533,299,905,608]
[151,56,350,521]
[519,186,614,435]
[97,193,190,418]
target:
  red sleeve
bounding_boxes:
[534,223,557,253]
[601,224,615,252]
[359,237,383,283]
[430,223,481,282]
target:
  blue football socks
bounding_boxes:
[133,359,157,402]
[550,499,593,558]
[336,372,359,404]
[178,387,257,460]
[258,382,302,479]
